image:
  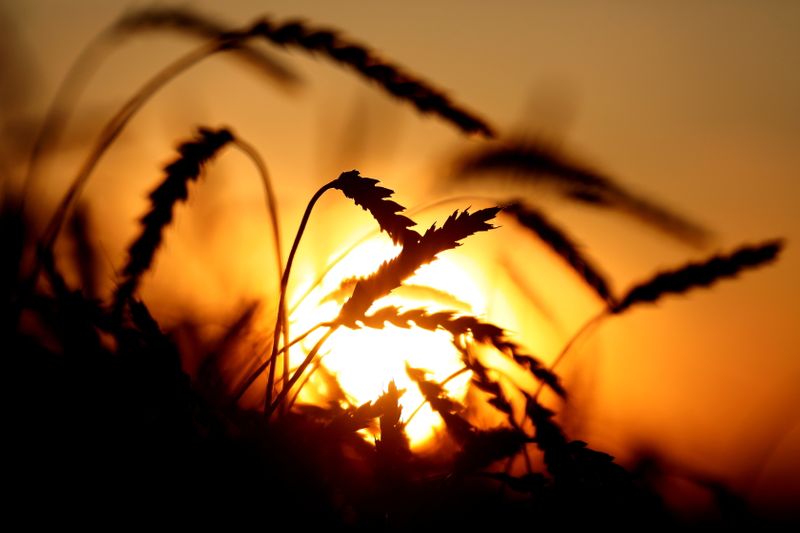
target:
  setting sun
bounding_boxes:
[290,236,486,446]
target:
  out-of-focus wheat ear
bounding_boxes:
[461,351,515,422]
[113,6,301,89]
[331,170,420,245]
[337,207,500,325]
[454,137,612,191]
[502,201,614,306]
[244,19,494,137]
[611,240,784,314]
[405,363,474,444]
[450,138,711,247]
[513,352,567,399]
[112,127,233,313]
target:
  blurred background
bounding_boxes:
[2,0,798,516]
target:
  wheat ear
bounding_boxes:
[503,201,614,306]
[337,207,500,325]
[612,240,783,314]
[113,127,233,312]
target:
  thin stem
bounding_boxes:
[405,366,470,425]
[265,182,336,412]
[40,40,226,255]
[20,30,114,212]
[285,350,333,411]
[232,321,330,403]
[269,326,338,416]
[533,309,608,400]
[523,444,534,475]
[232,138,291,411]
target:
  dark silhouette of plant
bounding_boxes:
[2,6,788,528]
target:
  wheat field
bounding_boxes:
[1,1,798,526]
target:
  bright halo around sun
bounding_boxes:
[289,236,487,447]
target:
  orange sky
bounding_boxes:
[4,0,799,513]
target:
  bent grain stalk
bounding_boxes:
[113,127,233,313]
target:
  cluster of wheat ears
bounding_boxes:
[14,7,785,518]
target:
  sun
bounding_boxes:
[288,236,487,447]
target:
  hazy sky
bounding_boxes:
[3,0,799,510]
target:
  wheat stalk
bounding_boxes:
[113,6,300,88]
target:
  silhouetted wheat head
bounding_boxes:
[331,170,420,245]
[336,207,499,325]
[113,127,233,313]
[612,240,783,314]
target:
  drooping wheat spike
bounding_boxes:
[405,364,473,444]
[455,138,612,191]
[502,201,614,306]
[331,170,420,245]
[406,364,529,472]
[456,427,531,473]
[355,306,566,397]
[611,240,784,314]
[337,207,500,325]
[113,127,233,312]
[462,353,515,421]
[452,138,710,246]
[113,6,301,89]
[242,19,494,137]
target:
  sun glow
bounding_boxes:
[289,236,487,447]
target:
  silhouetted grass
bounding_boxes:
[2,7,790,528]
